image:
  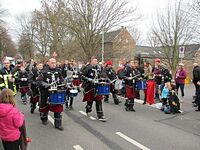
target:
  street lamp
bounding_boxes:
[101,28,104,62]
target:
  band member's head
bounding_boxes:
[154,58,161,66]
[20,66,26,72]
[144,61,150,67]
[91,56,98,66]
[37,62,43,70]
[134,60,139,67]
[3,59,11,69]
[130,59,136,68]
[0,89,16,106]
[65,60,69,64]
[106,60,113,68]
[48,58,57,69]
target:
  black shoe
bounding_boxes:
[69,106,74,110]
[193,104,198,107]
[130,108,136,112]
[192,101,196,103]
[125,107,129,111]
[30,109,34,114]
[98,116,106,122]
[55,126,64,131]
[42,121,48,125]
[195,109,200,111]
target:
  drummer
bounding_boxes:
[71,59,81,92]
[29,62,43,113]
[123,59,141,111]
[17,65,29,105]
[62,60,77,110]
[37,58,65,130]
[102,60,121,104]
[81,56,106,121]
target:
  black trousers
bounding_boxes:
[194,84,199,103]
[176,83,185,97]
[2,140,20,150]
[197,87,200,110]
[104,92,119,104]
[40,112,62,121]
[125,99,134,110]
[86,101,104,118]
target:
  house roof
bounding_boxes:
[136,44,200,60]
[103,29,122,43]
[135,46,164,58]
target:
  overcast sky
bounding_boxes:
[1,0,170,44]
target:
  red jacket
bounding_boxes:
[175,68,187,84]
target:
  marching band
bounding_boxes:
[0,56,184,131]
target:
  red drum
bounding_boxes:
[20,86,29,94]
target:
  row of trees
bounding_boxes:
[0,5,16,59]
[3,0,199,75]
[18,0,140,62]
[148,0,200,74]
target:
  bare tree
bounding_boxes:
[64,0,140,61]
[18,33,35,59]
[17,14,36,59]
[0,30,17,57]
[31,10,51,59]
[40,0,70,57]
[189,0,200,41]
[150,0,194,75]
[129,27,143,45]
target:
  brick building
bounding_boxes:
[100,27,136,67]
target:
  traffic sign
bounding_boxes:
[179,46,185,58]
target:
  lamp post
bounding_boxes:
[101,28,104,62]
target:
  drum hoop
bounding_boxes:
[98,82,109,85]
[48,89,57,92]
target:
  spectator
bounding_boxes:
[0,89,25,150]
[192,63,200,105]
[175,63,187,102]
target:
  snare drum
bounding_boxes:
[135,80,147,90]
[95,82,110,95]
[48,89,66,104]
[70,89,78,97]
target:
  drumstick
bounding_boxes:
[125,74,140,80]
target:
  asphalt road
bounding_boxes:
[16,84,200,150]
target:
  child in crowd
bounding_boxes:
[0,89,25,150]
[161,81,181,114]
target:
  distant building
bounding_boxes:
[99,27,136,67]
[136,44,200,78]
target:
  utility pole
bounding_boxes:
[101,28,104,62]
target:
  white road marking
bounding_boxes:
[117,96,183,113]
[134,99,144,104]
[73,145,84,150]
[116,132,151,150]
[79,110,97,120]
[36,106,54,125]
